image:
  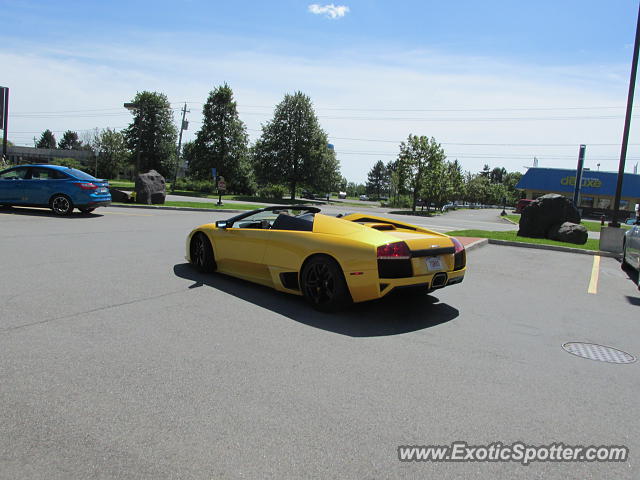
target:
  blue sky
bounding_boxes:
[2,0,640,181]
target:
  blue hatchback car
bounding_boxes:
[0,164,111,215]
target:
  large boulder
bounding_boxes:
[547,222,588,245]
[109,188,131,203]
[518,194,580,238]
[135,170,166,205]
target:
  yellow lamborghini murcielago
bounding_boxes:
[186,206,466,311]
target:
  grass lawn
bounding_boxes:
[446,229,601,251]
[114,201,260,210]
[389,210,442,217]
[108,180,136,189]
[505,214,631,232]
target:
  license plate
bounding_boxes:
[426,256,444,271]
[98,187,108,193]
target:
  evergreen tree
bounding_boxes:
[189,84,253,193]
[58,130,83,150]
[366,160,388,198]
[123,91,177,177]
[36,129,56,149]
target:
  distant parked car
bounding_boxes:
[515,199,534,213]
[359,194,369,201]
[338,191,347,199]
[0,164,111,215]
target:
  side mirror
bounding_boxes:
[216,221,228,229]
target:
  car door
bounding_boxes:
[212,210,272,283]
[22,166,67,206]
[0,166,30,203]
[629,225,640,269]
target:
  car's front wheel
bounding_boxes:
[190,233,216,273]
[301,256,351,312]
[50,195,74,215]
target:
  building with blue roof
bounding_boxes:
[515,167,640,218]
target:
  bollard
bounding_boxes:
[600,215,605,226]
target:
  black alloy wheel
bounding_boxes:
[301,256,350,312]
[50,195,74,215]
[190,233,216,273]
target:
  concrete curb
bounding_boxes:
[464,238,489,252]
[109,204,245,213]
[500,215,519,225]
[487,238,621,258]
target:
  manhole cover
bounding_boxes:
[562,342,636,364]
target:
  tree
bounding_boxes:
[95,128,129,179]
[446,160,465,201]
[490,167,507,184]
[123,91,177,177]
[36,130,56,149]
[188,84,253,193]
[397,135,446,211]
[58,130,83,150]
[253,92,340,200]
[479,164,491,178]
[366,160,388,198]
[465,174,491,204]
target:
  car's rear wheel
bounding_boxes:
[50,194,74,215]
[190,233,216,273]
[301,256,351,312]
[79,207,96,214]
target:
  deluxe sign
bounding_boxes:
[560,176,602,188]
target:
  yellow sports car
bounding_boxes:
[186,206,466,311]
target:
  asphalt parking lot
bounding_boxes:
[1,206,639,479]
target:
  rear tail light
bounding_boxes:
[451,237,464,254]
[377,241,410,259]
[77,182,97,190]
[451,237,466,270]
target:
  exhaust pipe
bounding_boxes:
[431,272,448,288]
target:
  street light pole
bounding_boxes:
[610,1,640,227]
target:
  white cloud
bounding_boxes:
[308,3,350,19]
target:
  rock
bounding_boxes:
[518,194,580,238]
[135,170,166,205]
[109,188,131,203]
[547,222,588,245]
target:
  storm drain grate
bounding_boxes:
[562,342,636,364]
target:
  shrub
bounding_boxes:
[257,184,287,199]
[50,157,84,170]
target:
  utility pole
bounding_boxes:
[573,144,586,208]
[172,103,189,192]
[611,1,640,226]
[0,86,8,161]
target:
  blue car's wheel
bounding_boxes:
[190,233,216,273]
[301,256,350,312]
[50,194,74,216]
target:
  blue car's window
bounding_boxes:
[66,168,97,180]
[0,167,29,179]
[30,167,65,180]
